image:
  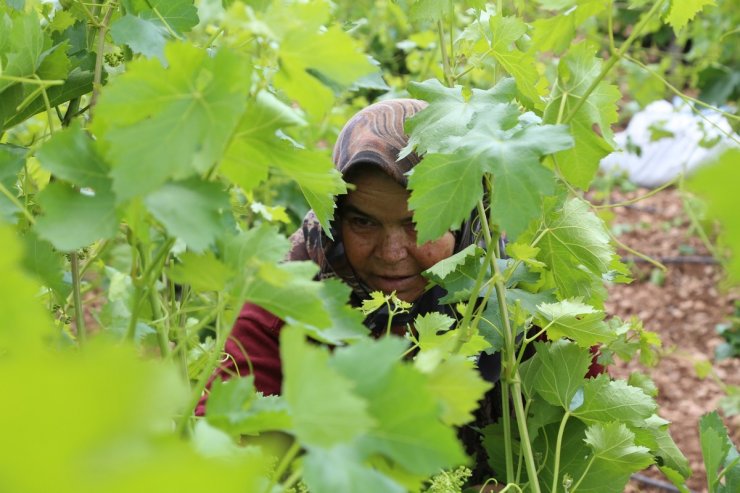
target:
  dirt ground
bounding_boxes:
[598,187,740,493]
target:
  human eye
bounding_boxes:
[346,214,377,230]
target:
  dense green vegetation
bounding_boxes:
[0,1,738,492]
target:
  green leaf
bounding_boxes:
[584,422,653,473]
[36,41,71,80]
[244,261,331,329]
[444,116,572,239]
[409,0,451,23]
[649,424,691,479]
[222,224,291,268]
[414,311,489,358]
[289,278,369,345]
[0,224,52,354]
[36,121,110,191]
[167,250,232,292]
[665,0,715,33]
[275,23,376,118]
[532,340,593,410]
[408,153,485,244]
[699,411,734,489]
[0,143,26,222]
[144,178,230,252]
[35,182,119,252]
[205,377,292,436]
[534,198,617,301]
[536,298,615,347]
[2,63,95,131]
[423,355,492,426]
[93,42,249,201]
[331,338,466,475]
[404,78,519,157]
[489,15,543,107]
[303,445,405,493]
[281,328,374,448]
[573,374,656,426]
[532,1,606,54]
[0,10,44,94]
[21,231,69,304]
[271,144,345,234]
[689,149,740,282]
[110,15,167,62]
[543,42,620,188]
[535,420,638,493]
[127,0,199,34]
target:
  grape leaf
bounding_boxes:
[288,279,369,345]
[422,244,488,303]
[409,0,451,22]
[407,152,485,244]
[206,377,292,436]
[532,340,593,410]
[423,355,492,426]
[303,445,405,493]
[699,411,734,489]
[281,328,374,448]
[665,0,715,33]
[244,261,332,329]
[0,10,44,94]
[21,231,69,304]
[573,375,656,426]
[442,115,572,240]
[0,225,52,353]
[489,15,543,107]
[167,250,232,292]
[124,0,199,34]
[270,143,345,234]
[110,14,168,62]
[144,178,230,253]
[689,149,740,282]
[356,364,467,475]
[93,42,249,201]
[584,422,653,473]
[221,90,306,192]
[532,1,607,53]
[403,78,519,157]
[543,42,620,188]
[534,419,649,492]
[0,144,26,221]
[275,22,376,118]
[534,198,617,301]
[331,337,466,475]
[536,298,615,347]
[36,121,110,191]
[35,182,119,251]
[414,311,489,358]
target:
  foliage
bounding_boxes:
[0,1,737,492]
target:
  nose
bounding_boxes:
[376,227,410,263]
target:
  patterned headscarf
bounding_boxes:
[287,99,477,323]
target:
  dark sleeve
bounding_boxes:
[195,303,285,416]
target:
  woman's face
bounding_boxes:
[340,168,456,303]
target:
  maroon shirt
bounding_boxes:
[196,303,284,416]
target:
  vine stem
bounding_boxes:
[563,0,667,124]
[264,439,301,493]
[593,177,677,209]
[437,20,454,87]
[0,182,35,224]
[71,252,86,346]
[624,54,740,124]
[90,2,116,112]
[551,411,571,493]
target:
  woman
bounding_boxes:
[197,98,478,403]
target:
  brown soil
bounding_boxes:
[599,187,740,493]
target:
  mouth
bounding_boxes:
[370,274,419,293]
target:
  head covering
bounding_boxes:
[287,99,477,330]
